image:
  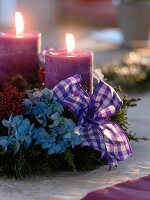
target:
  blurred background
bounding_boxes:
[0,0,117,29]
[0,0,118,58]
[0,0,150,65]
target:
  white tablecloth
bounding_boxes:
[0,92,149,200]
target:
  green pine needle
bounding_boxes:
[64,149,76,172]
[0,86,146,178]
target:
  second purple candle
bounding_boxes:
[45,49,93,94]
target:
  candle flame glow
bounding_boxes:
[15,12,24,35]
[66,33,75,55]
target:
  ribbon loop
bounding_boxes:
[53,74,132,168]
[53,74,90,116]
[90,80,123,119]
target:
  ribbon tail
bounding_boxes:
[80,120,132,169]
[98,120,132,169]
[79,124,108,160]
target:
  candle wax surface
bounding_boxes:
[0,30,41,85]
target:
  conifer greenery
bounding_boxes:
[101,62,150,92]
[0,65,147,179]
[0,90,143,179]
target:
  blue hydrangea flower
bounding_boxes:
[62,119,81,148]
[49,112,61,128]
[23,88,63,127]
[2,115,35,153]
[1,114,81,155]
[48,142,66,154]
[49,117,81,151]
[1,87,81,155]
[50,101,64,115]
[34,127,55,149]
[2,115,23,136]
[33,115,81,154]
[0,136,15,152]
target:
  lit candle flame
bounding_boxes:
[15,12,24,35]
[66,33,75,56]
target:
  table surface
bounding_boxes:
[0,28,150,200]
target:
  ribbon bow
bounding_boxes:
[53,74,132,168]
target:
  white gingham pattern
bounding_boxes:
[53,74,132,168]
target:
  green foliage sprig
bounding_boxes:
[0,66,145,179]
[102,55,150,92]
[0,91,141,179]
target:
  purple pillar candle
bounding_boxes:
[0,30,41,84]
[45,49,93,94]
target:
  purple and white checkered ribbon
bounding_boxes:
[53,74,132,168]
